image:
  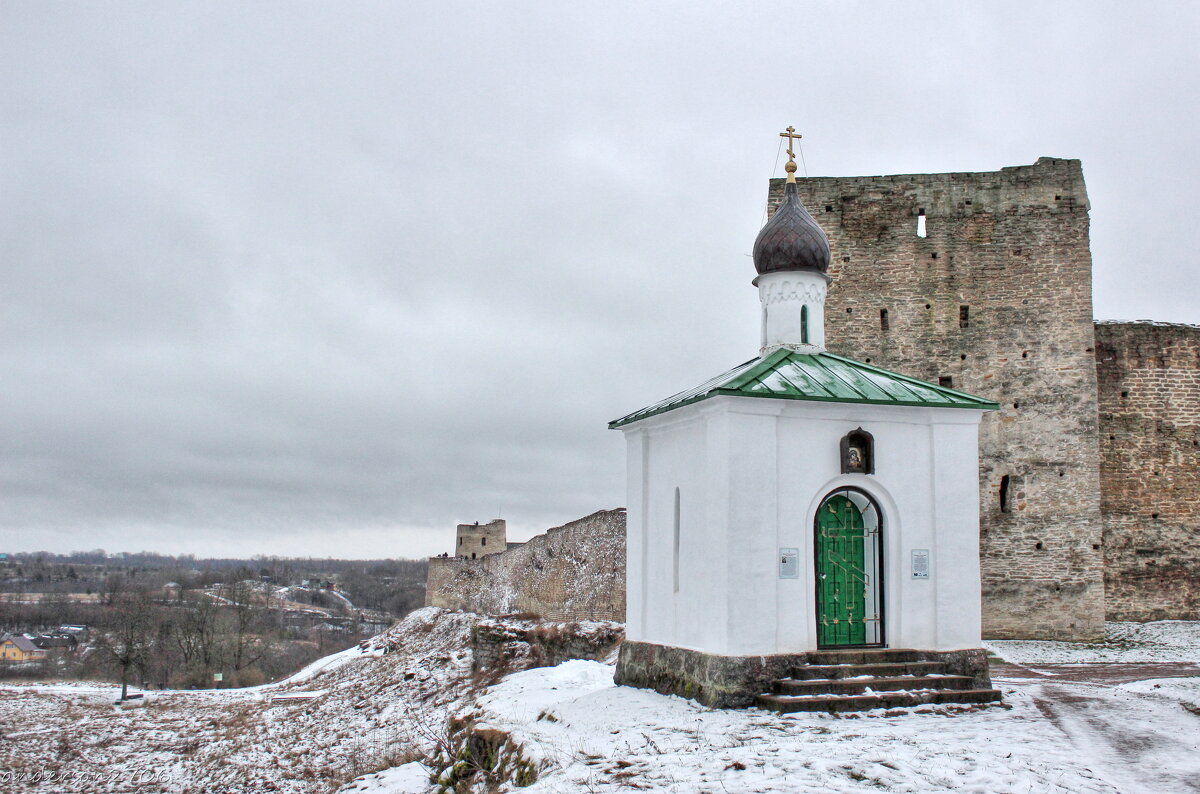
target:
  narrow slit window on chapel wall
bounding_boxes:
[672,488,681,593]
[880,308,889,331]
[916,209,927,238]
[959,305,970,328]
[800,305,809,344]
[999,475,1011,513]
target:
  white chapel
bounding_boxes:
[610,131,1003,711]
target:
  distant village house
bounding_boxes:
[0,634,47,662]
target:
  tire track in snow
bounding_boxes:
[1031,682,1200,794]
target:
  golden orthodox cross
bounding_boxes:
[779,126,802,182]
[779,126,802,164]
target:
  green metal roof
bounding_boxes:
[609,348,999,429]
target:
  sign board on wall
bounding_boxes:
[779,548,799,579]
[911,549,930,579]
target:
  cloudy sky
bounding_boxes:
[3,2,1197,559]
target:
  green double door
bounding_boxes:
[815,492,881,647]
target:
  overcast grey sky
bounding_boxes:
[3,2,1197,558]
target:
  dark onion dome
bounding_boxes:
[752,181,831,276]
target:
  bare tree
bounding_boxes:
[99,586,156,700]
[221,580,266,674]
[38,592,73,629]
[173,591,221,676]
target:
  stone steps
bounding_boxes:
[773,674,977,697]
[804,648,928,665]
[755,649,1002,713]
[757,687,1003,714]
[789,661,948,680]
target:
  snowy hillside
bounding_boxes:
[3,612,1198,793]
[1,608,490,792]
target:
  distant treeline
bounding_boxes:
[0,553,428,617]
[5,549,426,570]
[0,580,374,690]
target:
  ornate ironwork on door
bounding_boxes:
[815,489,883,647]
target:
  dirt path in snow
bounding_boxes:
[993,663,1200,794]
[993,660,1200,684]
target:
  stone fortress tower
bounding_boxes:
[454,519,507,559]
[783,157,1200,639]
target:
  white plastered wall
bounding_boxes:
[756,269,829,352]
[622,395,985,656]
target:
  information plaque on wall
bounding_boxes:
[911,549,930,579]
[779,547,799,579]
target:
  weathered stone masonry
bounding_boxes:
[454,519,508,559]
[781,158,1106,640]
[1096,321,1200,621]
[426,509,626,622]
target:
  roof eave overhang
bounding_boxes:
[609,389,999,430]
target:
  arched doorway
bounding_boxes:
[814,488,884,648]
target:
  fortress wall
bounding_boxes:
[1096,321,1200,620]
[785,158,1105,640]
[426,509,626,622]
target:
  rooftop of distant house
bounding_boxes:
[1,634,41,652]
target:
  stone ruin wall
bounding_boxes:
[426,508,626,622]
[1095,321,1200,621]
[784,158,1106,640]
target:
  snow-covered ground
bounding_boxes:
[472,661,1094,793]
[986,620,1200,664]
[457,652,1200,794]
[4,614,1199,793]
[447,620,1200,793]
[339,762,433,792]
